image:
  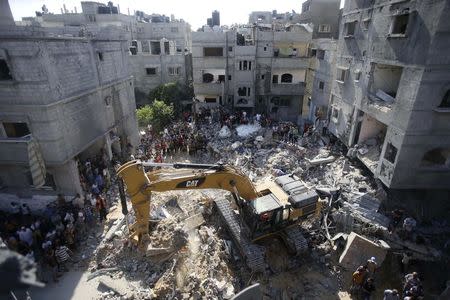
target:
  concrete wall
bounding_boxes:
[0,25,138,195]
[329,0,450,189]
[300,0,341,39]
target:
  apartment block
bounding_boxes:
[192,24,312,123]
[305,39,337,122]
[0,14,138,204]
[299,0,341,39]
[328,0,450,189]
[20,1,192,103]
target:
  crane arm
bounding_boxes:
[116,160,258,242]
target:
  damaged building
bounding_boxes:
[300,0,341,123]
[19,1,193,105]
[192,23,312,123]
[327,0,450,189]
[0,7,138,209]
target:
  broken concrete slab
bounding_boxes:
[105,217,126,242]
[339,232,390,270]
[183,213,205,231]
[342,193,390,230]
[87,267,118,281]
[146,245,173,256]
[306,156,335,166]
[97,276,130,297]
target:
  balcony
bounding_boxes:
[0,135,31,164]
[271,83,305,95]
[272,57,309,69]
[194,82,224,95]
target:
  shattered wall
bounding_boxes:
[329,0,450,189]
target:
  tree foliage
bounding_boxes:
[148,82,194,115]
[136,100,174,132]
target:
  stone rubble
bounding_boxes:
[86,123,443,300]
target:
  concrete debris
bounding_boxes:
[218,125,232,138]
[236,124,261,137]
[339,232,389,270]
[105,217,126,242]
[341,193,390,231]
[85,122,446,300]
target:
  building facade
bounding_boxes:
[299,0,341,39]
[20,1,192,104]
[192,25,312,123]
[328,0,450,189]
[0,19,138,205]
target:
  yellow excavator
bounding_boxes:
[116,160,338,272]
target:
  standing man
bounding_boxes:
[95,194,108,223]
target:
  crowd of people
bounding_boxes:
[136,121,208,162]
[0,152,114,283]
[351,256,424,300]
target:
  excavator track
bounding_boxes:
[282,226,308,256]
[214,198,266,273]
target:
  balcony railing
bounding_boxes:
[0,134,32,164]
[271,82,305,95]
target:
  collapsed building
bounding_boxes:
[327,0,450,198]
[0,2,139,209]
[19,1,193,104]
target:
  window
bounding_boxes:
[272,75,278,84]
[237,98,248,104]
[370,63,403,101]
[237,87,250,97]
[238,60,252,71]
[218,75,225,83]
[421,148,450,168]
[97,52,104,61]
[344,21,356,37]
[261,75,265,80]
[317,49,325,60]
[319,81,324,90]
[141,40,150,53]
[171,27,178,33]
[354,70,362,81]
[151,41,161,55]
[390,14,409,35]
[331,107,339,123]
[362,18,371,30]
[202,73,214,83]
[318,24,331,33]
[439,90,450,108]
[336,68,347,83]
[3,122,30,138]
[164,41,170,54]
[146,68,156,75]
[228,75,232,81]
[205,98,216,103]
[281,73,293,83]
[263,46,267,51]
[228,46,233,52]
[310,49,317,57]
[384,143,398,163]
[204,47,223,56]
[0,59,12,80]
[104,96,111,106]
[168,67,181,76]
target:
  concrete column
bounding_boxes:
[52,159,82,195]
[104,133,113,161]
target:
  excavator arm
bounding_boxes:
[116,160,258,243]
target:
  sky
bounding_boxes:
[9,0,343,30]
